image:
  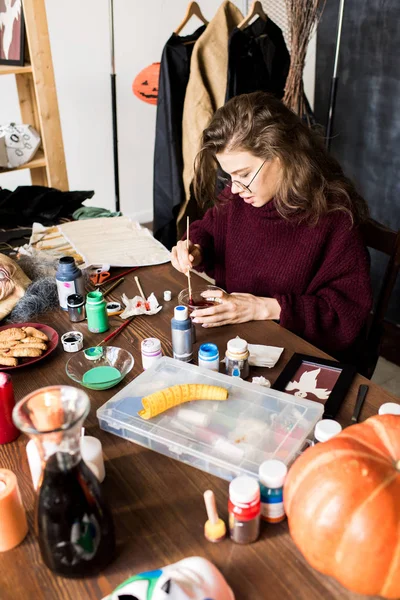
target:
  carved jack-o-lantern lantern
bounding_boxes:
[132,63,160,105]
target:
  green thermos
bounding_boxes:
[86,291,109,333]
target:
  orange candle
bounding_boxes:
[0,468,28,552]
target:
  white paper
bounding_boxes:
[59,217,170,267]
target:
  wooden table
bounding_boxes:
[1,264,397,600]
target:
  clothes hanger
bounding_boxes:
[174,1,208,35]
[237,0,267,30]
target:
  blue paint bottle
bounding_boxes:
[171,305,193,362]
[259,459,287,523]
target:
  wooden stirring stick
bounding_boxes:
[134,275,146,300]
[187,216,193,303]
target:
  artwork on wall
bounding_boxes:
[0,0,25,66]
[272,353,356,419]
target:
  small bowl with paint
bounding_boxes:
[66,346,134,390]
[178,285,223,315]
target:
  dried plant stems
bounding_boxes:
[283,0,325,119]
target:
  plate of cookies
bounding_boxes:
[0,323,59,369]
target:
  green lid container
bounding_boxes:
[86,290,109,334]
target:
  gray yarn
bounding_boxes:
[7,277,59,323]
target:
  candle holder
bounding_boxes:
[12,385,115,577]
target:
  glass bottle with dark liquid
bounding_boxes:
[13,385,115,577]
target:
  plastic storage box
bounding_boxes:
[97,357,323,481]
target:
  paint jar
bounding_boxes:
[314,419,342,443]
[141,338,162,370]
[259,459,287,523]
[198,343,219,372]
[378,402,400,415]
[55,256,85,311]
[86,290,109,334]
[67,293,86,323]
[171,305,193,362]
[228,475,260,544]
[225,337,249,378]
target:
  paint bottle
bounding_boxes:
[171,305,193,362]
[314,419,342,443]
[259,459,287,523]
[225,337,249,378]
[86,290,109,334]
[55,256,85,311]
[198,343,219,371]
[378,403,400,415]
[141,338,162,370]
[228,475,260,544]
[66,293,86,323]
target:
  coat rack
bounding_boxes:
[109,0,120,212]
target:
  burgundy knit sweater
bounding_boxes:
[189,196,373,354]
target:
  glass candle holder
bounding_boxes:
[12,385,115,577]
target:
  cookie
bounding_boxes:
[14,342,47,351]
[0,328,26,342]
[11,348,43,358]
[0,340,19,349]
[0,355,18,367]
[22,327,49,341]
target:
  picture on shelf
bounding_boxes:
[0,0,25,66]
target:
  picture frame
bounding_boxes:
[272,353,356,419]
[0,0,25,66]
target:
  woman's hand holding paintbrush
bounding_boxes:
[171,239,202,274]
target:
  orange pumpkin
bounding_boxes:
[284,414,400,598]
[132,63,160,105]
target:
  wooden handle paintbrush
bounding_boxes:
[96,316,134,347]
[187,216,193,303]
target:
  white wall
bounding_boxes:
[0,0,246,222]
[0,0,315,222]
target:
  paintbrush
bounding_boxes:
[97,267,138,287]
[96,316,134,347]
[134,275,146,299]
[103,277,124,297]
[187,216,193,303]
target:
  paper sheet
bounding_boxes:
[59,217,170,267]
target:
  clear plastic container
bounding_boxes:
[97,357,324,482]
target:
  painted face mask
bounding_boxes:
[102,556,234,600]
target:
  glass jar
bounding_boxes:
[225,337,249,378]
[12,386,115,577]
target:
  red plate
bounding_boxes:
[0,322,59,370]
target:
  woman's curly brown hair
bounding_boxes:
[194,92,368,225]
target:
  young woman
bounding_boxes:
[171,92,372,356]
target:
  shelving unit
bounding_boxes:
[0,0,68,190]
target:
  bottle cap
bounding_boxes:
[259,459,287,488]
[86,290,104,304]
[59,256,74,265]
[141,338,161,354]
[199,343,219,361]
[164,290,172,301]
[67,294,84,307]
[174,305,188,321]
[227,337,248,354]
[378,402,400,416]
[314,419,342,443]
[229,475,260,505]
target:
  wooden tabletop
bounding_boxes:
[1,264,397,600]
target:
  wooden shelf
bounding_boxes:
[0,148,46,174]
[0,64,32,76]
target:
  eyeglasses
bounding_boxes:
[219,160,267,194]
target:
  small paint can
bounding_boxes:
[61,331,84,353]
[163,290,172,301]
[141,337,162,370]
[228,476,260,544]
[225,337,249,378]
[67,294,86,323]
[198,343,219,372]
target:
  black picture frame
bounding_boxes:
[272,353,356,419]
[0,0,25,67]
